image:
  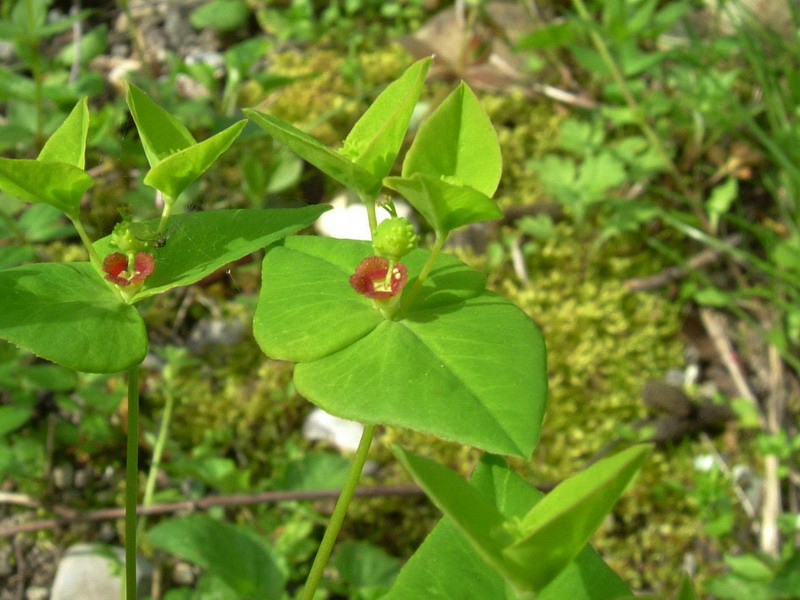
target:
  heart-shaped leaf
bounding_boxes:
[244,108,382,199]
[402,82,502,198]
[0,262,147,373]
[254,236,546,458]
[126,83,196,167]
[341,56,432,180]
[384,453,632,600]
[94,206,329,302]
[37,97,89,169]
[503,445,651,590]
[0,159,92,218]
[143,119,247,199]
[384,172,502,235]
[148,514,285,599]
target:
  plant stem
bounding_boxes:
[300,423,376,600]
[364,195,378,236]
[397,233,445,315]
[69,216,103,269]
[136,386,174,541]
[124,364,140,600]
[157,195,174,235]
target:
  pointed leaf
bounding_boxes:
[393,446,513,573]
[244,108,382,199]
[0,262,147,373]
[126,83,196,167]
[94,206,329,302]
[503,445,651,590]
[402,82,502,197]
[38,97,89,169]
[0,159,92,218]
[254,236,546,457]
[385,454,631,600]
[384,172,502,235]
[341,56,432,179]
[148,515,285,598]
[143,120,246,199]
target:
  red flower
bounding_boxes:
[103,252,155,286]
[349,256,408,299]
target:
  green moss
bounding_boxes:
[268,45,409,146]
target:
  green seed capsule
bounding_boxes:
[372,217,418,262]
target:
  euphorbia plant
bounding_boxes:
[246,56,652,599]
[0,89,328,599]
[0,58,656,599]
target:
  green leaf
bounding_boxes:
[94,206,329,302]
[0,262,147,373]
[393,447,514,575]
[384,172,501,235]
[56,23,108,66]
[244,108,382,198]
[143,120,246,199]
[0,405,33,436]
[0,159,92,218]
[254,236,546,457]
[676,575,699,600]
[402,82,502,198]
[515,22,576,50]
[279,452,350,490]
[148,515,285,599]
[341,57,432,180]
[38,97,90,169]
[335,541,401,591]
[502,445,650,591]
[126,83,196,168]
[189,0,249,31]
[385,453,631,600]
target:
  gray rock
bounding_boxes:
[26,587,49,600]
[51,544,151,600]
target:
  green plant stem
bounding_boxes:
[364,195,378,235]
[397,233,445,315]
[157,195,175,235]
[135,386,174,541]
[300,423,376,600]
[124,364,140,600]
[69,216,103,269]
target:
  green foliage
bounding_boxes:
[386,453,632,600]
[148,514,285,598]
[254,236,546,457]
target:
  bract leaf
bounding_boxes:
[0,262,147,373]
[148,514,285,598]
[94,206,329,302]
[503,445,651,590]
[38,97,89,169]
[402,82,502,197]
[244,108,382,199]
[384,454,631,600]
[254,236,546,457]
[384,172,502,235]
[126,83,196,167]
[143,119,246,199]
[0,159,92,218]
[341,56,432,180]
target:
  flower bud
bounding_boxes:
[372,217,418,262]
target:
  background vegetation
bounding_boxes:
[1,0,799,598]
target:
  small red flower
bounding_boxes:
[349,256,408,299]
[103,252,155,286]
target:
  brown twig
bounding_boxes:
[625,235,743,291]
[0,485,423,538]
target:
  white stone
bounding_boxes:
[315,194,415,240]
[302,407,365,453]
[51,543,151,600]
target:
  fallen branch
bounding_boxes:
[0,485,423,538]
[625,235,742,291]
